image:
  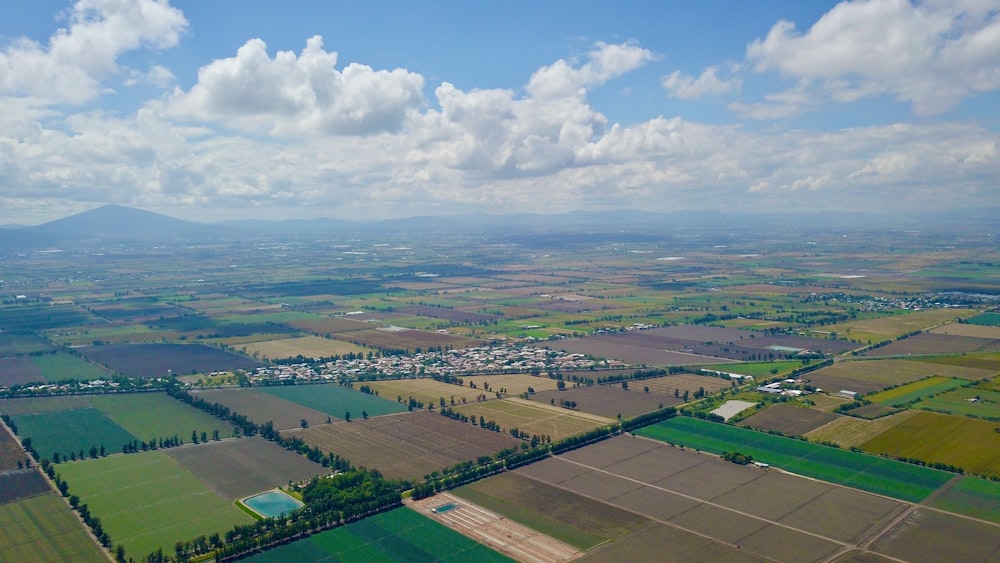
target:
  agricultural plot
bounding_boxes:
[0,357,45,386]
[803,359,985,396]
[931,322,1000,339]
[0,493,107,563]
[919,386,1000,418]
[823,309,976,343]
[635,373,733,397]
[697,360,803,378]
[916,352,1000,372]
[30,352,112,381]
[89,393,235,441]
[79,342,264,378]
[531,384,679,419]
[637,416,952,502]
[364,374,562,407]
[395,305,498,324]
[804,410,918,448]
[869,508,1000,563]
[453,472,648,550]
[244,505,513,563]
[866,376,966,406]
[282,315,382,335]
[579,522,766,563]
[738,403,839,436]
[0,331,53,356]
[0,395,93,416]
[454,398,611,441]
[0,424,28,471]
[260,383,409,420]
[57,451,254,558]
[332,328,480,353]
[12,407,136,461]
[861,333,1000,357]
[285,411,521,480]
[0,469,51,504]
[861,411,1000,477]
[190,388,332,430]
[239,335,369,360]
[929,476,1000,524]
[969,312,1000,326]
[0,304,100,331]
[166,437,326,498]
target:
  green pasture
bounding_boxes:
[260,384,409,419]
[244,506,512,563]
[968,313,1000,326]
[637,416,952,502]
[12,407,136,461]
[89,393,235,440]
[0,332,53,355]
[868,376,967,406]
[58,451,253,559]
[929,476,1000,524]
[0,493,106,563]
[917,387,1000,418]
[31,352,112,381]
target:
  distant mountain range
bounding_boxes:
[0,203,996,250]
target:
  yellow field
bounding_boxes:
[240,335,369,359]
[804,410,919,447]
[453,397,610,440]
[867,376,955,404]
[365,374,563,406]
[800,393,851,412]
[930,323,1000,339]
[823,309,976,343]
[861,411,1000,477]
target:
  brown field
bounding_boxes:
[0,424,27,471]
[166,437,327,499]
[531,384,680,419]
[636,374,733,397]
[580,521,766,562]
[915,353,1000,372]
[738,403,840,436]
[824,309,977,342]
[281,316,373,334]
[804,410,919,448]
[862,333,1000,357]
[332,328,481,352]
[453,398,611,441]
[190,388,332,430]
[523,435,910,561]
[0,469,51,504]
[931,323,1000,339]
[79,343,263,378]
[802,359,987,395]
[395,305,498,324]
[283,411,521,480]
[239,335,369,360]
[0,357,45,386]
[870,508,1000,563]
[552,339,724,366]
[365,374,563,407]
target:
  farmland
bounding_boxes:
[11,407,136,460]
[802,359,989,396]
[243,506,514,563]
[363,373,563,407]
[804,410,919,448]
[0,424,27,470]
[0,469,51,503]
[285,411,521,480]
[190,387,332,430]
[89,393,235,440]
[869,508,1000,563]
[637,416,952,502]
[79,342,264,378]
[860,411,1000,477]
[822,309,976,343]
[453,397,611,441]
[0,493,107,563]
[861,332,1000,357]
[57,451,254,558]
[738,403,839,436]
[530,384,680,419]
[867,376,966,405]
[0,331,53,355]
[260,383,409,419]
[239,335,370,360]
[0,357,44,386]
[919,386,1000,418]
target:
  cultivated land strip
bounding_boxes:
[502,396,616,424]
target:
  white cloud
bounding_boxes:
[745,0,1000,115]
[0,0,187,105]
[166,36,425,136]
[124,65,175,88]
[526,41,655,99]
[662,66,741,99]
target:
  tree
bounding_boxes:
[300,418,309,429]
[362,410,369,420]
[345,411,351,422]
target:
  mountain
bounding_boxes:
[17,204,227,245]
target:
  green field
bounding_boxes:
[243,506,513,563]
[260,384,409,419]
[968,312,1000,326]
[919,387,1000,418]
[90,393,236,441]
[0,493,107,563]
[0,332,53,355]
[13,407,136,461]
[58,451,254,559]
[929,476,1000,524]
[636,416,952,502]
[861,411,1000,478]
[867,376,967,406]
[31,352,112,381]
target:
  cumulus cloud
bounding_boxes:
[166,36,425,135]
[662,66,742,99]
[745,0,1000,115]
[0,0,187,105]
[526,41,655,99]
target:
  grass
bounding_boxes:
[260,384,408,420]
[31,352,112,381]
[637,416,952,502]
[57,451,254,559]
[0,493,107,563]
[12,407,136,461]
[928,476,1000,524]
[89,393,235,440]
[867,376,967,406]
[242,506,513,563]
[861,411,1000,478]
[919,387,1000,418]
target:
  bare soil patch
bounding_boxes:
[931,323,1000,339]
[332,328,481,352]
[870,508,1000,563]
[579,521,767,563]
[190,388,331,430]
[0,469,50,504]
[739,403,840,436]
[862,333,1000,357]
[531,384,680,419]
[79,343,263,378]
[0,357,45,386]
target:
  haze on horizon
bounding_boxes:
[1,0,998,225]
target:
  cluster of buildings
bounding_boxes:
[249,345,619,383]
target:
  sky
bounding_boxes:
[1,0,999,225]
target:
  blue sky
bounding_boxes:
[1,0,998,224]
